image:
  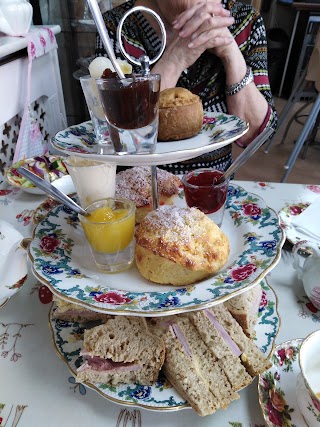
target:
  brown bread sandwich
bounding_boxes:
[224,283,263,338]
[195,304,272,377]
[76,316,165,386]
[148,303,271,416]
[52,296,112,323]
[148,314,239,416]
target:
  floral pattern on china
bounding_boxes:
[258,339,309,427]
[279,202,320,248]
[49,279,279,411]
[28,184,284,315]
[51,113,249,166]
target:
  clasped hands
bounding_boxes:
[164,1,235,71]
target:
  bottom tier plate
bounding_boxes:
[49,279,280,412]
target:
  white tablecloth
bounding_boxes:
[1,180,320,427]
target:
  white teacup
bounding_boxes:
[65,156,116,209]
[296,330,320,427]
[293,241,320,310]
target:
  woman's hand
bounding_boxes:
[171,1,269,144]
[152,2,234,89]
[172,1,235,60]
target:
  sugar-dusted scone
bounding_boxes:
[135,205,230,286]
[77,316,165,386]
[224,283,263,338]
[158,87,203,141]
[115,166,181,224]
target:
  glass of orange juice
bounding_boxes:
[79,197,135,273]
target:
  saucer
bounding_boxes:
[258,338,308,427]
[279,203,320,248]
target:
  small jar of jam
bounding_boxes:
[181,168,230,227]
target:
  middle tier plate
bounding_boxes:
[51,112,249,166]
[28,184,284,316]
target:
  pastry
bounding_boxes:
[158,87,203,141]
[115,166,181,224]
[135,205,230,286]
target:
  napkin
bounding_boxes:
[291,197,320,242]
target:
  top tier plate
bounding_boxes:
[51,112,249,166]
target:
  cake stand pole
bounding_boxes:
[151,165,159,210]
[116,6,166,212]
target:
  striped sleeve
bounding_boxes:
[236,9,278,133]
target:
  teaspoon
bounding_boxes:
[219,127,275,183]
[17,167,89,217]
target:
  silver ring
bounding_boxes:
[117,6,166,67]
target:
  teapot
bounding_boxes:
[0,0,33,37]
[293,241,320,309]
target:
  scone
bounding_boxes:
[135,205,230,286]
[158,87,203,141]
[115,166,181,224]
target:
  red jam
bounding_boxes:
[183,170,227,214]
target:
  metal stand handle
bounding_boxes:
[117,5,167,211]
[117,6,166,68]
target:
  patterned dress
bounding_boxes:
[96,0,277,175]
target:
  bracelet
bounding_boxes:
[225,66,253,96]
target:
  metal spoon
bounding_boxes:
[220,127,275,183]
[86,0,125,79]
[17,167,89,216]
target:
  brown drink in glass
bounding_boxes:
[96,73,161,154]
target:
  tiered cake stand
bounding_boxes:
[28,116,284,410]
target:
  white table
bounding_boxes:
[1,180,320,427]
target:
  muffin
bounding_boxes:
[115,166,181,224]
[158,87,204,141]
[135,205,230,286]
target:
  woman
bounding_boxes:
[96,0,277,174]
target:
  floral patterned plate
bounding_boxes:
[51,113,249,166]
[32,198,61,225]
[49,279,280,411]
[28,184,284,316]
[279,203,320,248]
[258,338,308,427]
